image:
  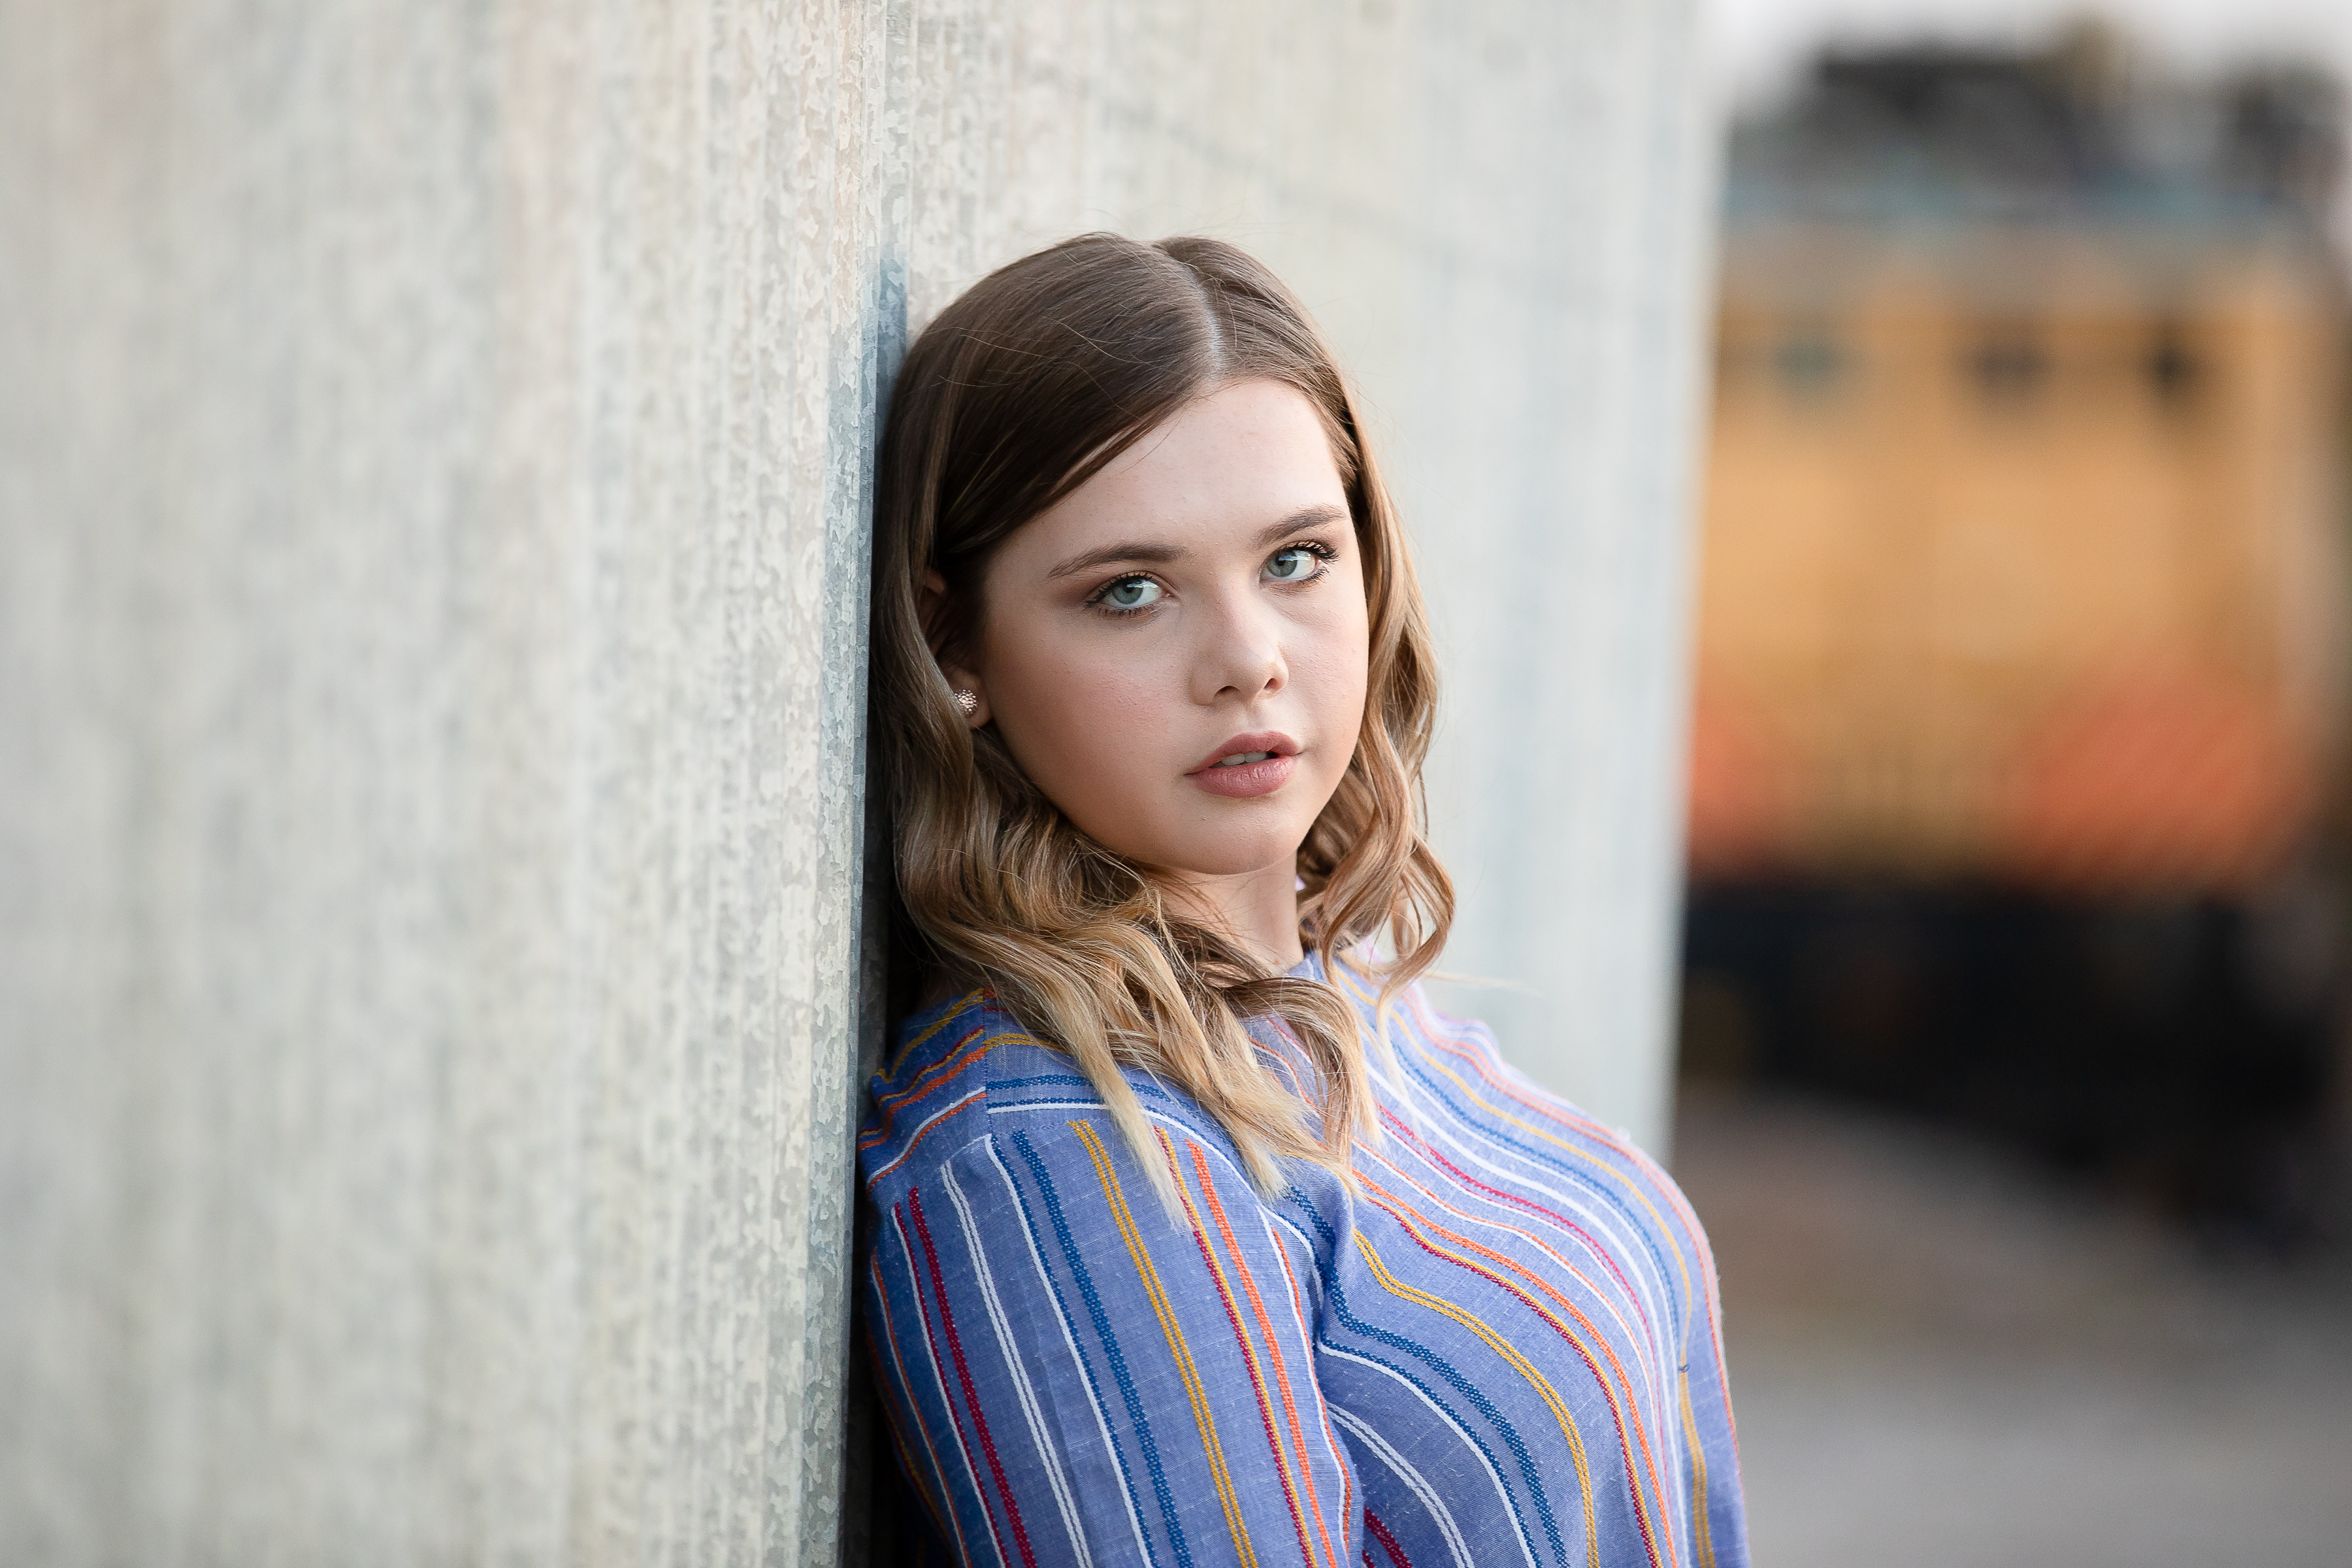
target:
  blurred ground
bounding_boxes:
[1673,1085,2352,1567]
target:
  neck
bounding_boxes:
[1162,859,1304,973]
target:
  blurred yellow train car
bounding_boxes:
[1680,38,2352,1237]
[1693,222,2347,890]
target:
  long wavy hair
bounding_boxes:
[871,233,1452,1195]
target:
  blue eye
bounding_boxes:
[1099,577,1164,612]
[1266,546,1323,581]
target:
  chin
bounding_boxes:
[1161,828,1307,881]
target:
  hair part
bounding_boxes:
[870,233,1453,1203]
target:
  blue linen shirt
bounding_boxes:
[859,953,1749,1568]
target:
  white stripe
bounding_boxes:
[1364,1051,1662,1307]
[977,1137,1161,1567]
[943,1152,1098,1568]
[1379,1004,1693,1480]
[1264,1205,1321,1260]
[867,1252,967,1556]
[984,1101,1281,1209]
[1266,1232,1361,1543]
[1352,1136,1661,1413]
[1319,1344,1542,1568]
[887,1206,992,1568]
[1380,1020,1691,1494]
[1265,1215,1321,1345]
[868,1086,988,1182]
[1389,1064,1680,1390]
[1330,1403,1478,1568]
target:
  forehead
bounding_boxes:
[1007,378,1347,561]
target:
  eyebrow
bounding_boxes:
[1043,504,1350,581]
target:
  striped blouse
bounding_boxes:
[858,952,1748,1568]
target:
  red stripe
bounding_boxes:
[909,1188,1038,1568]
[1364,1509,1413,1568]
[862,1023,998,1145]
[1399,1006,1745,1484]
[1270,1237,1358,1534]
[887,1215,990,1568]
[1407,1002,1617,1141]
[1379,1107,1656,1343]
[865,1257,957,1549]
[1176,1139,1327,1568]
[1367,1179,1673,1568]
[1190,1142,1348,1568]
[866,1088,988,1182]
[1406,987,1722,1293]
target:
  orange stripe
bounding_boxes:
[1188,1140,1346,1568]
[862,1028,994,1148]
[1269,1235,1356,1535]
[865,1007,1013,1121]
[1163,1134,1320,1568]
[1355,1233,1600,1566]
[1361,1148,1679,1482]
[864,1088,987,1183]
[1363,1175,1674,1568]
[1397,990,1745,1507]
[889,992,988,1071]
[1408,1017,1698,1310]
[1342,968,1743,1455]
[1073,1122,1259,1567]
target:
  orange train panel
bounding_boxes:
[1689,223,2348,894]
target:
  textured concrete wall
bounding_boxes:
[0,1,1711,1563]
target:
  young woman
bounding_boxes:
[860,233,1746,1568]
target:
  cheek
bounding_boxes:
[992,632,1173,808]
[1293,600,1372,757]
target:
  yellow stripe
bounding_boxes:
[1334,965,1699,1322]
[1405,1026,1697,1313]
[1343,964,1729,1567]
[881,990,990,1077]
[1371,1185,1673,1567]
[1072,1121,1259,1567]
[1162,1130,1330,1568]
[904,992,987,1053]
[1678,1369,1718,1568]
[1356,1234,1599,1567]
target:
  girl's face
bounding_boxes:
[945,378,1371,892]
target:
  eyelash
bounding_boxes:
[1085,541,1338,619]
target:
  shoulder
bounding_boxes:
[858,987,1245,1203]
[859,989,1051,1193]
[1364,970,1704,1234]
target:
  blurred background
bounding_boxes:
[1678,2,2352,1560]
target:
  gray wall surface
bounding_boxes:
[0,1,1713,1563]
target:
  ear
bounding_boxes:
[920,568,991,728]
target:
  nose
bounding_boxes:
[1188,586,1287,706]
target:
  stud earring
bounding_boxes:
[953,689,979,717]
